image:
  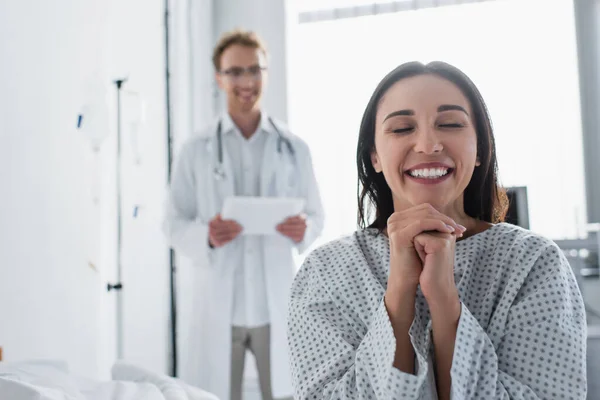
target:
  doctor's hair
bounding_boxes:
[212,29,268,71]
[356,61,508,231]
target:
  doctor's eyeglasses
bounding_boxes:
[220,65,266,82]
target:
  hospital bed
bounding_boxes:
[0,359,219,400]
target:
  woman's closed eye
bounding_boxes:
[438,122,465,129]
[391,126,414,134]
[391,124,463,133]
[386,120,466,134]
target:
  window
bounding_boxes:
[288,0,586,252]
[297,0,397,13]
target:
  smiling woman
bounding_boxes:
[288,0,586,244]
[287,61,587,400]
[359,62,506,237]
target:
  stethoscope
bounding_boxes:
[213,116,295,181]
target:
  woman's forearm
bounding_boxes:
[429,299,461,400]
[384,283,418,374]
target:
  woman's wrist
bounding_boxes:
[428,295,461,329]
[385,282,418,327]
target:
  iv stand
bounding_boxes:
[107,77,128,360]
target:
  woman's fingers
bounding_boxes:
[414,240,427,263]
[390,218,456,248]
[389,204,466,235]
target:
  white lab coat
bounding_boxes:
[162,116,324,400]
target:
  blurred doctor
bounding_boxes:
[162,29,324,400]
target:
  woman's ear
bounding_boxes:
[371,151,382,173]
[475,156,481,167]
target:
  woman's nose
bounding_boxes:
[413,128,443,154]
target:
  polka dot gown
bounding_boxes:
[287,223,587,399]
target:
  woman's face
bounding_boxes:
[371,74,479,216]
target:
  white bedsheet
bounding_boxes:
[0,360,219,400]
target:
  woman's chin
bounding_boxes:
[393,189,459,213]
[409,197,450,211]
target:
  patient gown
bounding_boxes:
[287,223,587,399]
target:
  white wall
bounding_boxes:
[0,0,109,378]
[0,0,170,378]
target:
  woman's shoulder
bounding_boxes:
[307,228,384,260]
[299,229,387,279]
[465,222,571,283]
[469,222,561,253]
[291,230,389,321]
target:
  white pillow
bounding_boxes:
[0,360,83,399]
[111,361,187,400]
[0,376,78,400]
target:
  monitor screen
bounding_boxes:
[505,186,529,229]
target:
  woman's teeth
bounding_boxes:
[409,168,449,179]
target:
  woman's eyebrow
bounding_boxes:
[438,104,469,115]
[383,105,469,122]
[382,109,414,122]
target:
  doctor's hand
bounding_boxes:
[208,214,243,248]
[276,215,307,243]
